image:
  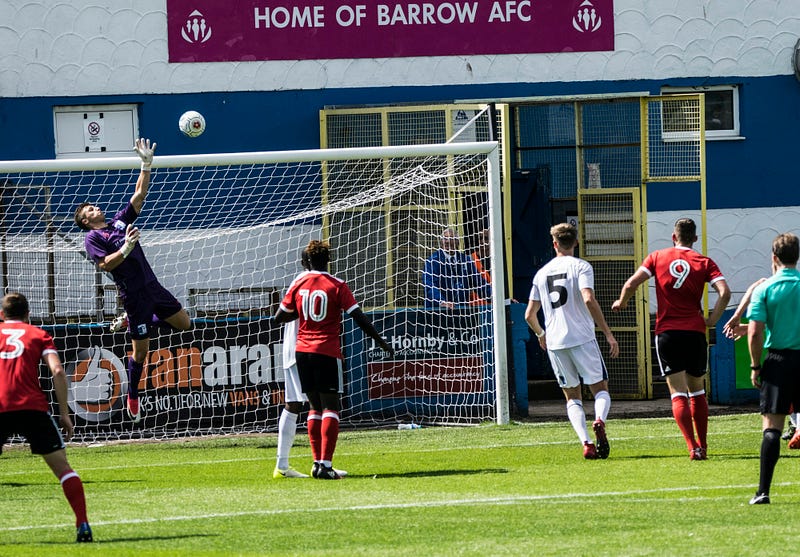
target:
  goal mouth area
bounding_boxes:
[0,140,508,441]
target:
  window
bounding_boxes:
[53,104,140,158]
[661,85,741,140]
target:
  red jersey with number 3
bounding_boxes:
[0,321,58,413]
[279,271,358,360]
[640,246,725,334]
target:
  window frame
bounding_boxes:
[660,85,741,141]
[53,103,141,159]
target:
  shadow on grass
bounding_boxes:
[0,533,215,546]
[363,468,508,479]
[1,478,144,487]
[620,453,761,461]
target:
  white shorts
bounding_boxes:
[283,363,308,404]
[547,339,608,389]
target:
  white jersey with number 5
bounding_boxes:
[529,255,596,350]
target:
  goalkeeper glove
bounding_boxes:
[120,225,140,258]
[134,138,156,171]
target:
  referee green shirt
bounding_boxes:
[747,268,800,350]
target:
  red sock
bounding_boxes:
[321,410,340,462]
[307,411,322,461]
[59,470,88,526]
[671,394,697,451]
[690,392,709,450]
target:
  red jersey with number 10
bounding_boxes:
[640,246,725,334]
[0,321,58,413]
[279,271,358,360]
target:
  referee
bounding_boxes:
[747,232,800,505]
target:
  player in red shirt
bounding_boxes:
[0,292,92,542]
[612,218,730,459]
[274,240,393,479]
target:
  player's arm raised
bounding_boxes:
[131,138,156,213]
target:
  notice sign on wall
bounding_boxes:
[167,0,614,63]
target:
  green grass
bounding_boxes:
[0,412,793,556]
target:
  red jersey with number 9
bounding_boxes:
[640,246,725,334]
[0,321,58,413]
[279,271,359,360]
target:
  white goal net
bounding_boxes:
[0,142,507,442]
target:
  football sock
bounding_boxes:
[758,428,781,496]
[593,390,611,423]
[321,410,340,462]
[307,411,322,462]
[671,393,697,450]
[59,470,88,526]
[689,390,709,449]
[566,399,590,444]
[276,409,298,470]
[127,359,144,400]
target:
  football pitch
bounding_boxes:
[0,412,793,556]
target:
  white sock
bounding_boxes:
[276,409,298,470]
[566,399,590,444]
[791,413,800,428]
[594,390,611,423]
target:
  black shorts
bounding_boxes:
[295,352,343,394]
[0,410,65,456]
[655,330,708,377]
[759,349,800,416]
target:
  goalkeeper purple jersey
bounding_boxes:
[84,202,159,298]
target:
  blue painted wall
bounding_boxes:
[2,74,799,213]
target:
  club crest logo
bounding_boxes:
[181,10,212,44]
[67,346,127,422]
[573,0,602,32]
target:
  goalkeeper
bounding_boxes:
[73,138,191,423]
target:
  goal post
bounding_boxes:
[0,140,508,442]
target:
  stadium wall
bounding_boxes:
[1,0,800,300]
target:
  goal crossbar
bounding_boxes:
[0,141,500,172]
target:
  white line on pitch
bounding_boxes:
[1,481,795,533]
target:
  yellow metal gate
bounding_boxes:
[578,188,649,398]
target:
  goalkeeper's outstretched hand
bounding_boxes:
[135,138,157,170]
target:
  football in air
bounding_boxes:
[179,110,206,137]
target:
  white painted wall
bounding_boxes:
[646,208,800,312]
[1,0,798,97]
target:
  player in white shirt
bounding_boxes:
[273,317,311,478]
[525,223,619,459]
